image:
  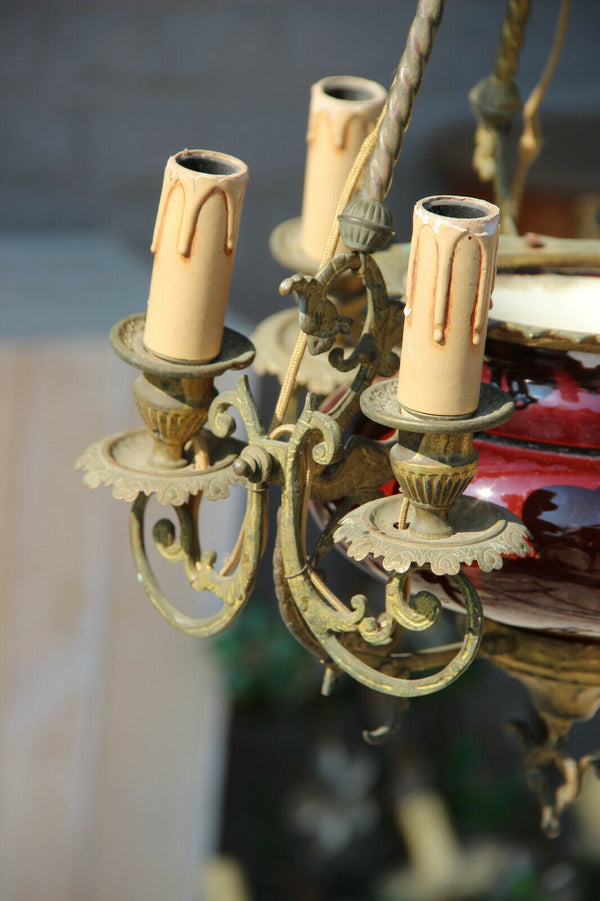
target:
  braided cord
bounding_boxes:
[269,112,384,432]
[272,0,447,427]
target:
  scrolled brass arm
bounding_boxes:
[129,479,268,638]
[281,252,401,432]
[274,395,484,698]
[208,374,266,446]
[127,375,276,638]
[316,570,483,698]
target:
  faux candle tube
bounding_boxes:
[300,75,387,261]
[143,149,248,362]
[397,196,500,418]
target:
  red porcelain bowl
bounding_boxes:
[461,338,600,637]
[318,333,600,638]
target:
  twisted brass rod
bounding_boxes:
[360,0,446,203]
[273,0,448,428]
[494,0,532,86]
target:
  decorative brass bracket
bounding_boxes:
[77,248,530,702]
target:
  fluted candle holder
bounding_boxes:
[336,379,529,574]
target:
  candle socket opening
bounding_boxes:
[323,84,375,102]
[175,151,242,178]
[422,198,490,220]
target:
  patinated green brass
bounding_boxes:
[77,238,528,698]
[77,1,532,709]
[109,313,255,470]
[390,431,479,540]
[261,218,402,401]
[469,0,531,228]
[133,374,216,469]
[251,309,356,400]
[75,427,242,506]
[279,252,401,430]
[480,622,600,838]
[73,0,600,843]
[340,0,446,253]
[320,375,530,693]
[211,383,489,699]
[129,479,267,638]
[351,379,526,557]
[76,318,265,638]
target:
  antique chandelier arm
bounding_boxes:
[272,396,485,699]
[277,396,365,625]
[279,252,401,433]
[274,507,409,695]
[363,629,519,744]
[122,375,275,640]
[309,436,394,505]
[128,483,268,638]
[274,519,330,663]
[315,260,402,431]
[309,489,386,573]
[379,629,517,679]
[313,571,483,698]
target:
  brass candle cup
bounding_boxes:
[335,379,530,579]
[133,373,217,470]
[390,430,479,540]
[110,313,254,472]
[363,378,515,545]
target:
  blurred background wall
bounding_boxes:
[2,0,599,333]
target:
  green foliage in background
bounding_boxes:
[212,596,321,706]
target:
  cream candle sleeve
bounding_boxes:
[300,75,386,262]
[397,195,500,418]
[144,149,248,363]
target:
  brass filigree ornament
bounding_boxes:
[76,0,527,695]
[77,238,530,700]
[76,0,599,838]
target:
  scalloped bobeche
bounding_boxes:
[75,429,241,506]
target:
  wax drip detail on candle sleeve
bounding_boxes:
[306,108,375,151]
[404,226,497,346]
[432,230,461,344]
[472,238,498,345]
[151,163,246,259]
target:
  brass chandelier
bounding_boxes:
[77,0,598,835]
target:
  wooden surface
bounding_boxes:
[0,338,229,901]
